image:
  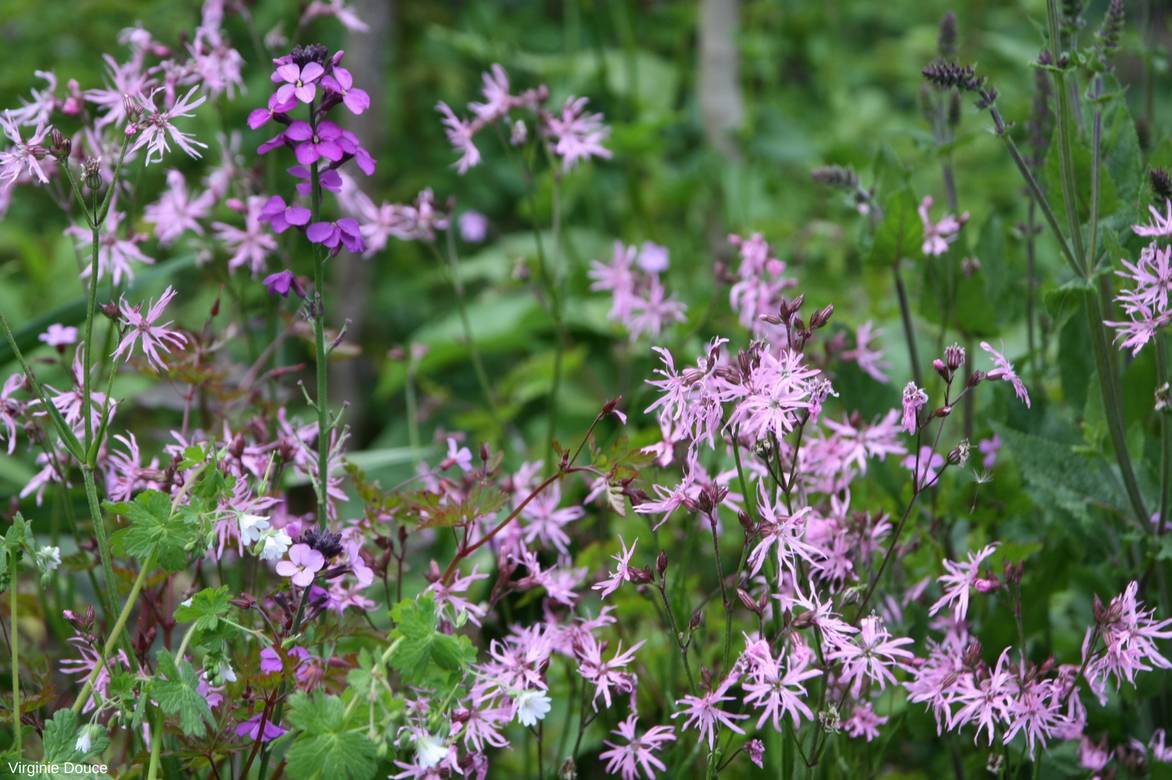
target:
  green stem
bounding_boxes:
[1158,334,1171,530]
[146,706,163,780]
[81,466,121,640]
[9,568,19,756]
[1046,0,1088,271]
[892,264,922,387]
[309,161,331,530]
[544,173,566,471]
[1085,294,1150,527]
[71,550,157,714]
[439,231,501,427]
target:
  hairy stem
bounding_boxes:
[9,568,19,756]
[71,549,157,714]
[892,264,922,386]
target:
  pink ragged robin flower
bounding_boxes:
[598,715,676,780]
[111,286,187,372]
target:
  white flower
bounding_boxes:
[180,597,193,608]
[74,726,93,754]
[35,545,61,574]
[514,689,551,727]
[238,513,271,545]
[258,529,292,562]
[415,733,447,769]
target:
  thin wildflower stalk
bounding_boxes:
[70,549,156,714]
[892,263,922,387]
[438,228,501,427]
[145,705,163,780]
[309,147,331,530]
[1041,0,1150,529]
[9,564,19,756]
[1158,333,1171,531]
[544,170,566,470]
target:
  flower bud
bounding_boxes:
[49,128,71,159]
[932,358,950,381]
[947,439,970,466]
[688,609,703,631]
[656,550,668,577]
[737,588,761,615]
[83,157,102,190]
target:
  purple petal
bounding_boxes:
[275,63,301,83]
[285,206,311,226]
[274,83,296,105]
[293,143,319,166]
[294,83,316,103]
[247,108,271,130]
[284,121,313,142]
[344,89,370,115]
[306,222,334,244]
[317,141,344,162]
[300,62,324,83]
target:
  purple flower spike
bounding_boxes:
[273,61,324,105]
[263,270,306,298]
[259,195,311,234]
[322,67,370,115]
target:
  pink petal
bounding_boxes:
[300,62,324,83]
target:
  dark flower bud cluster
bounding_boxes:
[921,61,998,109]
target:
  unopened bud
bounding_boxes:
[49,128,71,159]
[932,358,951,381]
[810,304,834,329]
[656,550,668,577]
[1156,382,1171,413]
[737,589,761,614]
[83,157,102,190]
[947,439,970,466]
[688,610,703,631]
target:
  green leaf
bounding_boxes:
[867,187,923,269]
[40,709,111,779]
[107,489,196,572]
[284,692,377,780]
[152,650,214,737]
[174,586,233,632]
[992,424,1125,527]
[388,594,477,688]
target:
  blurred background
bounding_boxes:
[0,0,1166,488]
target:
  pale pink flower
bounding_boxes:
[901,382,927,433]
[671,689,748,750]
[979,341,1030,408]
[275,543,325,588]
[129,87,209,164]
[111,287,186,372]
[599,716,676,780]
[544,96,611,172]
[918,195,969,256]
[828,615,914,696]
[593,537,640,599]
[844,702,888,741]
[929,544,998,621]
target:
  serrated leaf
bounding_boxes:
[40,709,111,779]
[284,692,377,780]
[174,586,233,632]
[152,650,214,737]
[107,489,196,572]
[388,594,477,688]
